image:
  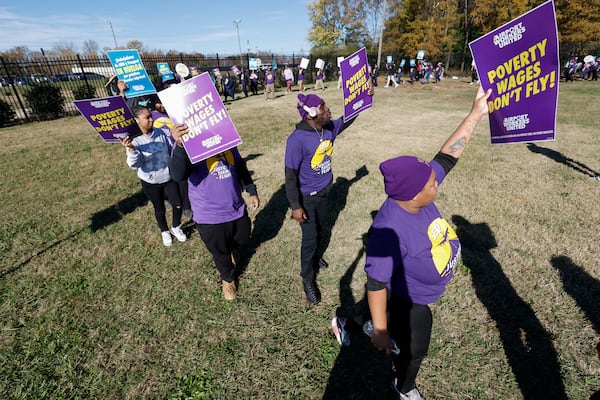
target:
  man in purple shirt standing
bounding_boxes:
[264,67,276,100]
[285,90,373,304]
[364,87,491,400]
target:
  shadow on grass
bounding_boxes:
[319,165,369,266]
[323,228,397,400]
[243,153,262,164]
[526,143,599,177]
[550,254,600,397]
[550,255,600,335]
[452,215,567,399]
[90,190,148,232]
[237,184,288,277]
[1,229,84,278]
[239,165,368,279]
[2,190,148,278]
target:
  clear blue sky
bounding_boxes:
[0,1,313,55]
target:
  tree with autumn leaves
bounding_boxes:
[306,0,600,70]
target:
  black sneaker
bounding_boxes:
[318,259,329,269]
[303,279,321,304]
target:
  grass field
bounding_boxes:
[1,77,599,400]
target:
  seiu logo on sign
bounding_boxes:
[182,83,197,95]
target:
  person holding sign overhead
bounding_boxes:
[120,106,187,247]
[364,86,491,400]
[169,126,260,301]
[285,88,374,304]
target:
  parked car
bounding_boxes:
[0,77,9,87]
[72,72,106,80]
[50,73,71,82]
[12,77,30,86]
[30,74,49,83]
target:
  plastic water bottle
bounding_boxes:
[362,320,401,355]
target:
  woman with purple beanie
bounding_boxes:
[364,87,491,400]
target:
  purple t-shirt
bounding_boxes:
[265,72,275,84]
[187,148,246,224]
[364,160,461,305]
[284,118,345,195]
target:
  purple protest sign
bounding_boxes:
[340,47,372,121]
[74,96,141,143]
[469,0,559,144]
[157,72,242,164]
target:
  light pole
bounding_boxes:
[107,20,118,48]
[233,19,243,66]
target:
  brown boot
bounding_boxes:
[222,280,237,301]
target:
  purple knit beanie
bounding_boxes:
[297,93,323,120]
[379,156,433,201]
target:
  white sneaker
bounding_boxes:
[394,386,424,400]
[170,225,187,242]
[161,231,172,247]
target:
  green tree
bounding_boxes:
[0,46,32,61]
[470,0,533,33]
[307,0,367,52]
[360,0,387,52]
[383,0,453,62]
[555,0,600,57]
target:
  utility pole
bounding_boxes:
[376,0,387,69]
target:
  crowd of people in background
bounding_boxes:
[380,59,446,87]
[165,58,452,104]
[143,52,600,107]
[564,55,600,82]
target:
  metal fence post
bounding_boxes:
[0,56,29,120]
[76,54,92,93]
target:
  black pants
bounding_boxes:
[250,81,258,95]
[299,194,328,281]
[177,179,191,210]
[140,179,182,232]
[388,297,433,393]
[196,213,251,282]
